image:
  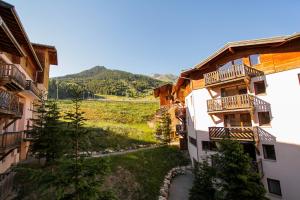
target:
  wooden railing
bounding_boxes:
[204,64,263,86]
[0,170,15,200]
[175,107,186,120]
[207,94,254,113]
[0,89,22,117]
[209,127,257,142]
[0,63,26,90]
[176,124,186,135]
[0,131,23,153]
[25,80,42,98]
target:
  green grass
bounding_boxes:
[57,100,160,150]
[102,146,190,200]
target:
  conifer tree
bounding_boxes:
[155,108,171,144]
[62,87,114,200]
[189,160,216,200]
[28,95,65,164]
[214,139,268,200]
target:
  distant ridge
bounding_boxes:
[48,66,165,99]
[151,73,177,83]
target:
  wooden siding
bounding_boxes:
[186,40,300,91]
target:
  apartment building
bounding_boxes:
[0,1,58,199]
[155,33,300,200]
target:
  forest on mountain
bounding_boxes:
[48,66,166,99]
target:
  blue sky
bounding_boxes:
[8,0,300,77]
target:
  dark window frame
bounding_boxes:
[254,80,266,95]
[267,178,282,196]
[263,144,276,160]
[189,136,197,147]
[202,141,217,151]
[258,111,271,126]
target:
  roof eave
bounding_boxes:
[0,16,26,57]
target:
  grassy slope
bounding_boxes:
[103,146,189,200]
[57,99,159,150]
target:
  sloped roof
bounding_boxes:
[0,1,43,71]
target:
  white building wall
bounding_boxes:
[186,68,300,200]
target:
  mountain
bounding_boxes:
[151,73,177,83]
[48,66,165,99]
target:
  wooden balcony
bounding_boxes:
[207,94,254,114]
[176,124,187,135]
[0,170,15,200]
[175,107,186,120]
[0,89,23,117]
[25,80,42,98]
[0,62,26,91]
[203,64,263,87]
[209,127,259,142]
[0,131,23,154]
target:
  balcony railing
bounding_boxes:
[0,170,15,200]
[176,124,187,135]
[0,131,23,154]
[25,80,42,98]
[207,94,254,113]
[0,89,23,117]
[0,62,26,91]
[209,126,258,142]
[203,64,263,87]
[175,107,186,120]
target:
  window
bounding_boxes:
[189,136,197,147]
[233,58,243,66]
[263,144,276,160]
[258,112,271,126]
[254,81,266,95]
[202,141,217,151]
[249,54,260,66]
[267,178,282,196]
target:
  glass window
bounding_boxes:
[258,112,271,126]
[233,58,243,66]
[189,136,197,147]
[254,81,266,95]
[202,141,217,151]
[263,144,276,160]
[267,178,282,196]
[249,54,260,66]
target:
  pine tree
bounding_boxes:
[189,160,216,200]
[155,108,171,144]
[62,87,114,200]
[28,95,65,164]
[214,139,268,200]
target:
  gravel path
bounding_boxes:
[89,145,162,158]
[168,170,194,200]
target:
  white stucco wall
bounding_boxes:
[186,68,300,200]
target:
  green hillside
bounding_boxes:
[48,66,165,99]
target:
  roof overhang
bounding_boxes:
[0,16,25,56]
[32,43,58,65]
[0,1,43,71]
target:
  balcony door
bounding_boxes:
[224,113,252,127]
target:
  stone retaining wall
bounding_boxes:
[158,165,192,200]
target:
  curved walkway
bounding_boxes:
[168,170,194,200]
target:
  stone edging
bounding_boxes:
[158,165,192,200]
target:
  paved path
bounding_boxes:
[168,170,194,200]
[89,145,163,158]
